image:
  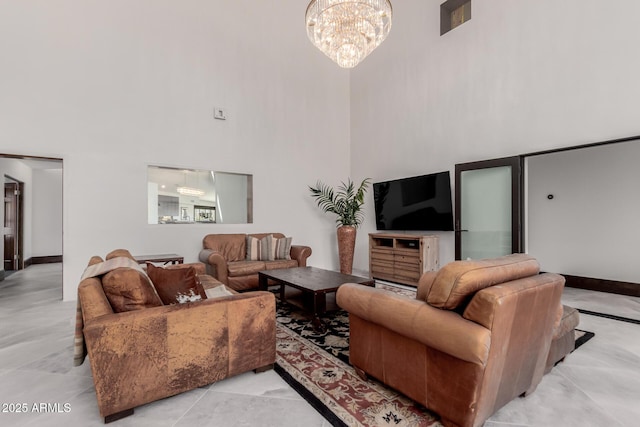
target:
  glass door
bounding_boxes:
[455,157,523,260]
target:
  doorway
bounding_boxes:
[0,155,63,297]
[454,135,639,296]
[4,178,24,271]
[454,156,523,260]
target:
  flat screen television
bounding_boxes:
[373,171,454,231]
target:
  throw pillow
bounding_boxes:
[246,235,274,261]
[273,236,292,260]
[146,263,207,305]
[102,267,163,313]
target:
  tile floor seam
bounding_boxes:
[206,385,306,401]
[171,386,211,427]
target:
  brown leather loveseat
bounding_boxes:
[75,250,276,423]
[198,233,312,292]
[337,254,565,427]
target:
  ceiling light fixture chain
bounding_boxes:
[305,0,393,68]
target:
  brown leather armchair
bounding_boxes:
[337,254,564,427]
[198,233,312,292]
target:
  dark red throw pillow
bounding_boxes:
[146,263,207,305]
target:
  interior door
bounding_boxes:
[455,157,523,260]
[4,181,23,271]
[4,182,19,270]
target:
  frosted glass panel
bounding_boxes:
[460,166,512,260]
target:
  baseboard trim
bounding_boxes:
[28,255,63,265]
[563,274,640,297]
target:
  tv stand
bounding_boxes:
[369,232,439,287]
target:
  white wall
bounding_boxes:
[147,182,159,224]
[4,1,640,297]
[0,0,351,300]
[527,140,640,282]
[32,169,63,257]
[350,0,640,272]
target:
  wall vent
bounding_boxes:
[441,0,471,35]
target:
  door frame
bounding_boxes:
[1,154,63,292]
[454,156,524,260]
[4,178,24,271]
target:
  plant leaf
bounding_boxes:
[309,178,371,228]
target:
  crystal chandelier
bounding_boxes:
[305,0,393,69]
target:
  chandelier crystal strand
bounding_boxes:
[306,0,393,68]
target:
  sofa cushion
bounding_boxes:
[198,274,224,289]
[146,263,207,304]
[554,305,580,339]
[272,236,292,260]
[426,254,540,310]
[203,234,247,262]
[246,234,274,261]
[227,260,267,277]
[102,267,163,312]
[264,259,298,270]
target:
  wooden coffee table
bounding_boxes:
[258,266,375,332]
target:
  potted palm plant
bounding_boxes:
[309,178,371,274]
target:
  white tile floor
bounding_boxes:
[1,264,639,427]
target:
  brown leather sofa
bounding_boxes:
[198,233,312,292]
[337,254,565,427]
[76,254,276,423]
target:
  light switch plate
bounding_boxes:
[214,107,226,120]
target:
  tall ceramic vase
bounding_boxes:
[337,225,356,275]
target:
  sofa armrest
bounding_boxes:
[290,245,312,266]
[337,283,490,365]
[78,278,114,321]
[199,249,229,284]
[83,291,276,418]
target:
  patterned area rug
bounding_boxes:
[274,284,443,427]
[273,284,595,427]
